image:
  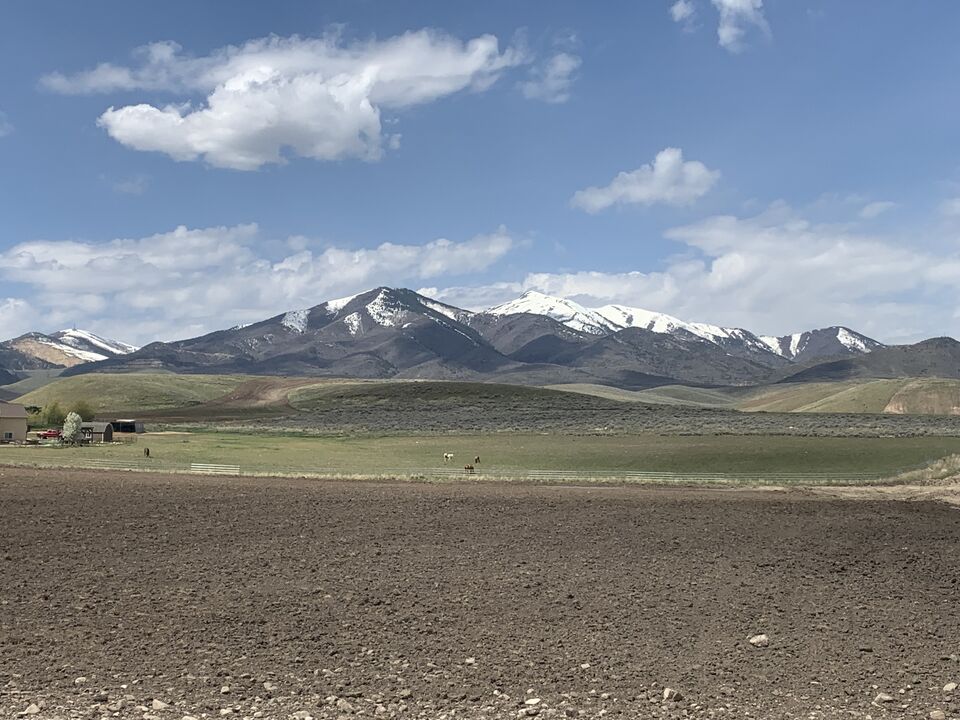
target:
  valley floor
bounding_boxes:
[1,468,959,719]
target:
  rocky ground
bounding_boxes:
[1,467,959,719]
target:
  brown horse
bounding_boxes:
[464,464,474,472]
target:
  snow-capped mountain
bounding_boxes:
[0,329,138,370]
[759,327,884,363]
[50,329,139,359]
[485,291,786,362]
[487,291,620,335]
[63,287,890,389]
[484,290,884,365]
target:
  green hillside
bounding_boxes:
[16,373,254,414]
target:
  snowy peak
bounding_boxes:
[486,293,777,356]
[52,329,138,356]
[0,329,137,368]
[486,291,619,335]
[759,326,883,362]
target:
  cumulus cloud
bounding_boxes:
[0,110,12,137]
[0,298,32,340]
[571,147,720,213]
[712,0,770,52]
[428,204,960,343]
[670,0,697,29]
[42,31,524,169]
[0,224,515,344]
[519,52,581,103]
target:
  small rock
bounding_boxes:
[220,685,231,694]
[525,698,542,706]
[525,708,540,717]
[219,710,233,717]
[929,711,946,720]
[23,704,41,715]
[944,682,957,693]
[74,676,87,686]
[336,698,355,713]
[181,716,199,720]
[464,657,476,665]
[580,663,591,670]
[748,634,769,648]
[263,681,278,692]
[398,688,412,699]
[663,688,683,702]
[151,699,169,711]
[291,712,314,720]
[874,692,895,704]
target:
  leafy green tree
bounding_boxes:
[69,400,95,421]
[43,402,65,428]
[62,412,83,446]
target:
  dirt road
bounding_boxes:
[1,468,959,719]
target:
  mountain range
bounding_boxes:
[2,287,954,391]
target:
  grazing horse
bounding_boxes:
[464,464,474,472]
[443,452,454,462]
[473,455,481,464]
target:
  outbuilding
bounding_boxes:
[0,401,28,443]
[81,422,114,444]
[112,418,145,434]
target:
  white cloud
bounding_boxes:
[43,31,524,170]
[0,224,515,344]
[429,204,960,343]
[572,147,720,213]
[670,0,697,27]
[711,0,770,52]
[0,111,12,137]
[0,298,31,341]
[940,197,960,217]
[860,200,897,219]
[519,52,581,103]
[112,175,150,195]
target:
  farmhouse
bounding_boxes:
[81,422,114,444]
[0,401,28,443]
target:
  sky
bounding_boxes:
[2,0,960,346]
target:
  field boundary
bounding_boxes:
[1,457,904,486]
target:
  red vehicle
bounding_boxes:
[37,429,62,439]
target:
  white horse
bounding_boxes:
[443,452,454,462]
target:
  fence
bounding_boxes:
[16,458,900,486]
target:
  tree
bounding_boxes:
[62,412,83,446]
[70,400,95,422]
[43,402,65,428]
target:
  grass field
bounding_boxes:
[16,373,257,413]
[5,430,960,478]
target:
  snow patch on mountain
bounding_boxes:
[36,338,106,363]
[325,293,358,314]
[342,312,362,336]
[366,290,407,328]
[281,309,310,333]
[487,291,619,335]
[421,297,473,324]
[55,329,138,355]
[837,327,872,353]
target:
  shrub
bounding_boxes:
[43,401,65,428]
[69,400,95,421]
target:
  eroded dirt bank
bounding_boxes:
[1,468,959,719]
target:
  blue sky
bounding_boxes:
[2,0,960,345]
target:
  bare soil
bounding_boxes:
[2,468,959,719]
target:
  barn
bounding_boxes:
[0,401,28,443]
[112,418,145,434]
[81,422,114,444]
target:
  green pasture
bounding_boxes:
[4,430,960,478]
